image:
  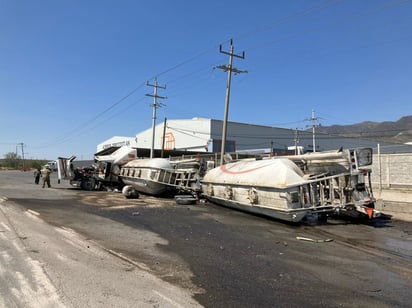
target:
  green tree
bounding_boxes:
[4,152,20,169]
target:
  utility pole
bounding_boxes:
[306,110,321,153]
[216,39,247,165]
[18,142,25,170]
[294,129,300,155]
[146,77,167,159]
[161,117,167,158]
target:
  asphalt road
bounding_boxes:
[0,170,411,307]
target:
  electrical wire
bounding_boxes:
[164,122,411,146]
[244,0,412,53]
[37,82,147,148]
[45,96,149,147]
[47,0,344,146]
[234,0,345,42]
[38,0,412,150]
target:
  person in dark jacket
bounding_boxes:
[34,168,41,184]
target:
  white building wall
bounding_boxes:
[98,118,412,156]
[96,136,137,152]
[211,120,296,151]
[210,119,392,153]
[135,118,212,152]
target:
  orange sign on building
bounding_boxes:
[162,132,176,150]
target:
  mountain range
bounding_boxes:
[316,115,412,144]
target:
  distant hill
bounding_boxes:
[316,115,412,144]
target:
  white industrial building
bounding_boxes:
[97,136,137,151]
[97,117,404,155]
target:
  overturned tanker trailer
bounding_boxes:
[119,157,202,196]
[201,148,379,223]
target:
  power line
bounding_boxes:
[165,123,411,146]
[39,0,412,151]
[49,2,341,145]
[47,96,148,147]
[37,3,342,147]
[234,0,344,42]
[244,0,412,53]
[151,1,412,121]
[155,44,223,79]
[37,82,146,148]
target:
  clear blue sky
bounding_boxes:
[1,0,411,160]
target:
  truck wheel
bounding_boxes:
[122,185,139,199]
[82,177,96,191]
[175,195,196,205]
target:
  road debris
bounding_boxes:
[296,236,334,243]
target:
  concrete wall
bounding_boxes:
[370,152,412,221]
[371,153,412,189]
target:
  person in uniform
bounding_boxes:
[42,166,52,188]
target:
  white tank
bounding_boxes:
[202,158,305,188]
[201,158,309,222]
[124,158,171,169]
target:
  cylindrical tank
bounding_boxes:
[202,158,305,189]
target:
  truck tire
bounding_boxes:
[175,195,196,205]
[81,177,96,191]
[122,185,139,199]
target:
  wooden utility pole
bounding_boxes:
[146,77,167,159]
[216,39,247,165]
[161,117,167,158]
[294,129,300,155]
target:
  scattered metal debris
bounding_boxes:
[296,236,334,243]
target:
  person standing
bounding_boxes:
[34,168,41,184]
[42,166,51,188]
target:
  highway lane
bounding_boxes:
[1,170,411,307]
